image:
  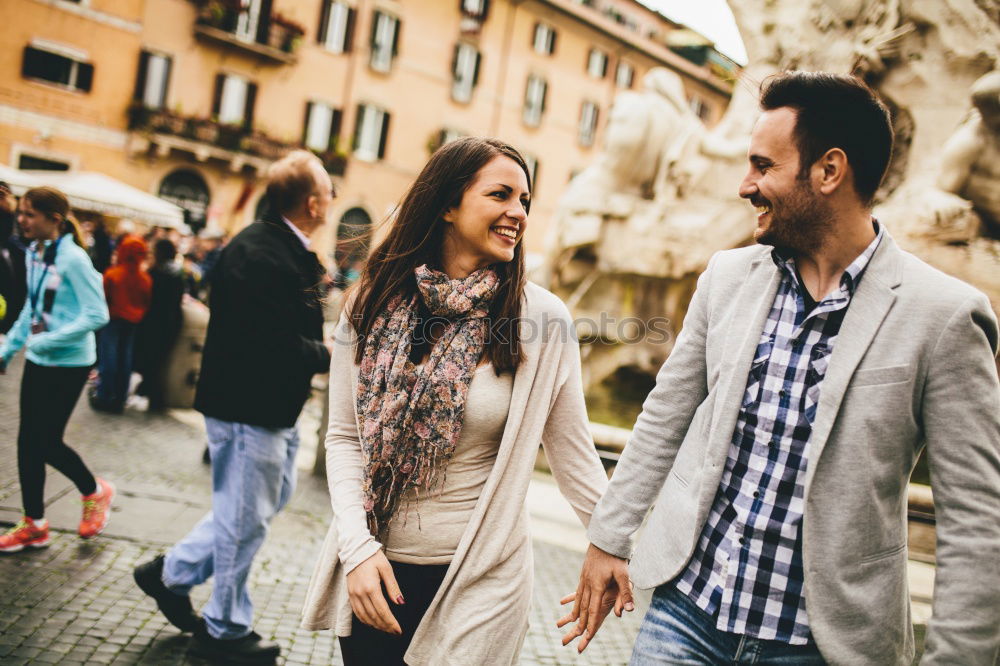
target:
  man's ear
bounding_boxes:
[306,194,319,219]
[817,148,849,195]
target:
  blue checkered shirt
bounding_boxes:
[673,223,884,644]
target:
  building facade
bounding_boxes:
[2,0,736,262]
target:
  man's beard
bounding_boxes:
[753,179,833,255]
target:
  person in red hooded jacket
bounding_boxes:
[90,234,152,413]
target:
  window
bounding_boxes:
[134,51,172,109]
[523,75,547,127]
[586,49,607,78]
[615,61,634,89]
[690,96,711,121]
[18,154,70,171]
[579,100,599,147]
[234,0,265,42]
[353,104,390,161]
[460,0,489,19]
[451,43,481,103]
[318,1,356,53]
[532,23,556,55]
[212,73,257,127]
[522,154,539,190]
[370,11,400,72]
[435,127,465,151]
[22,43,94,92]
[304,102,343,152]
[159,169,210,231]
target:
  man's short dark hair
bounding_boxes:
[760,71,893,206]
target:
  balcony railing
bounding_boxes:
[127,105,347,176]
[192,2,304,64]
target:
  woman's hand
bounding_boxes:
[346,550,404,635]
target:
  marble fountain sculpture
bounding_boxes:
[547,0,1000,392]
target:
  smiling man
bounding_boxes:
[561,72,1000,664]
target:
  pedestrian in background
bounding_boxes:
[90,234,151,413]
[0,181,26,335]
[134,150,333,664]
[80,217,112,274]
[135,238,184,411]
[0,186,114,553]
[301,137,609,666]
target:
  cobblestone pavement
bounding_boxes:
[0,355,646,665]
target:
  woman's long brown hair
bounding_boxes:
[23,186,86,248]
[347,137,531,371]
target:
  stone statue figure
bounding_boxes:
[546,0,1000,390]
[937,70,1000,238]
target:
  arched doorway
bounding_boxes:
[334,207,372,287]
[158,169,210,232]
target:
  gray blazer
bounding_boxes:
[588,232,1000,665]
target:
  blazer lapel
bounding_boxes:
[708,254,782,465]
[802,234,903,494]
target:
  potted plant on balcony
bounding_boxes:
[192,0,244,31]
[270,12,306,53]
[189,116,220,143]
[217,122,247,151]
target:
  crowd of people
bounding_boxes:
[0,71,998,666]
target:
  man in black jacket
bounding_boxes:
[134,151,333,664]
[0,182,26,334]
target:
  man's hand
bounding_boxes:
[345,550,403,635]
[557,543,634,653]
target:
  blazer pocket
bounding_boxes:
[669,468,690,488]
[859,541,906,564]
[850,364,911,388]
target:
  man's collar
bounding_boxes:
[281,217,311,249]
[771,219,884,296]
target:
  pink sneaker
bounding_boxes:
[0,517,51,553]
[79,478,115,539]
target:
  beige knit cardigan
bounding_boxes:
[301,282,609,665]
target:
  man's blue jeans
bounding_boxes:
[96,319,138,407]
[630,585,826,665]
[162,417,299,639]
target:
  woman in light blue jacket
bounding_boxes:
[0,187,115,553]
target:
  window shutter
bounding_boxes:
[451,43,459,78]
[377,111,390,159]
[481,0,490,20]
[318,0,330,44]
[601,54,608,77]
[344,7,356,52]
[531,22,539,49]
[303,101,313,145]
[391,17,400,56]
[134,51,149,102]
[352,103,363,151]
[330,108,342,151]
[256,0,274,44]
[243,81,257,129]
[472,50,481,87]
[540,80,547,112]
[548,29,556,54]
[21,46,35,79]
[161,56,173,107]
[369,12,379,49]
[212,74,225,117]
[77,62,94,92]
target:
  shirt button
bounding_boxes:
[753,491,760,499]
[779,389,787,398]
[739,537,746,545]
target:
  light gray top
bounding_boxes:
[587,231,1000,665]
[383,364,514,564]
[301,283,609,666]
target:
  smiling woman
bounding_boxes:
[302,137,611,665]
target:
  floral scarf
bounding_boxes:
[356,264,500,535]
